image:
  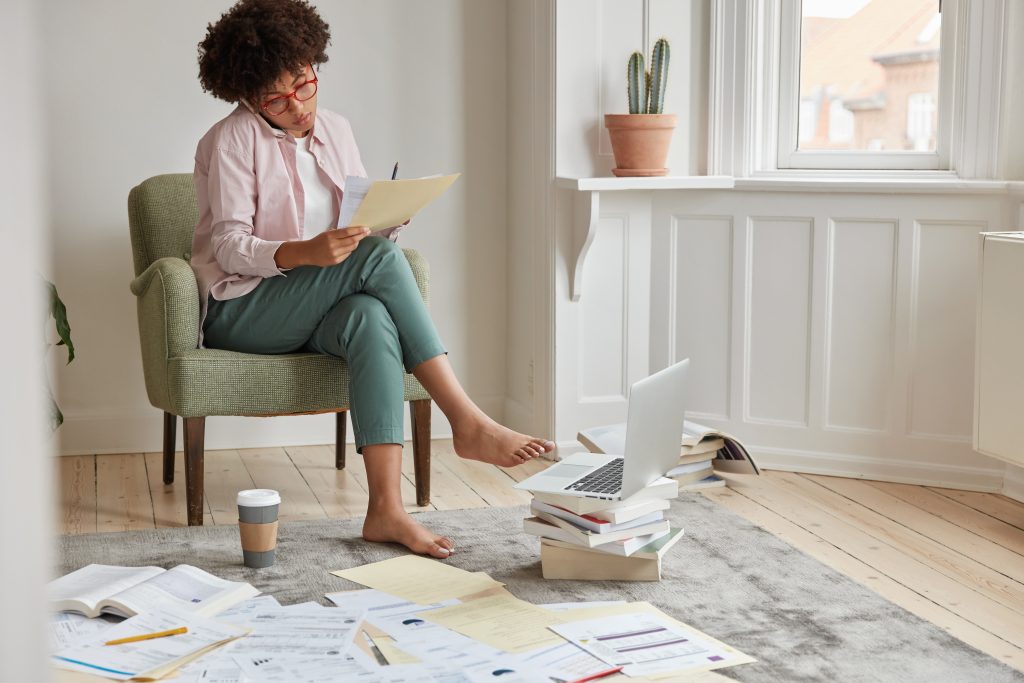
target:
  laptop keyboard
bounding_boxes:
[564,458,624,494]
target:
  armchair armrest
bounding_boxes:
[130,257,200,357]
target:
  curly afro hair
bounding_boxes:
[198,0,330,104]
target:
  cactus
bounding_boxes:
[648,37,670,114]
[627,51,645,114]
[645,69,652,114]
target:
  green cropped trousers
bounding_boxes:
[203,236,446,451]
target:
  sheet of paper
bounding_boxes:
[392,625,504,672]
[217,595,281,624]
[233,653,378,683]
[331,555,503,604]
[345,174,460,231]
[462,660,548,683]
[49,613,120,651]
[539,601,627,612]
[338,176,374,229]
[549,611,753,677]
[512,640,613,681]
[53,605,247,681]
[175,655,246,683]
[418,594,566,654]
[220,606,364,658]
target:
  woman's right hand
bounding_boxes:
[275,226,371,268]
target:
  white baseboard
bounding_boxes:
[753,445,1006,492]
[1003,463,1024,503]
[57,396,504,456]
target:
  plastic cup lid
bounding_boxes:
[237,489,281,507]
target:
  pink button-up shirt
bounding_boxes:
[190,102,400,346]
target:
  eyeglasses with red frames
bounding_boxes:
[260,65,318,116]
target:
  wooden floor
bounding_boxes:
[57,443,1024,673]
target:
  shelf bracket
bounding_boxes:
[570,190,600,302]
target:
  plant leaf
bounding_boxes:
[47,280,75,364]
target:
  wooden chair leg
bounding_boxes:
[183,417,206,526]
[410,399,432,507]
[336,411,347,470]
[162,412,177,485]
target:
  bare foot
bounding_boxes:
[453,414,556,467]
[362,508,454,559]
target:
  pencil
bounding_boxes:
[391,161,399,180]
[104,627,188,646]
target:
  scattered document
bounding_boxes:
[550,611,754,677]
[511,640,614,682]
[49,612,119,651]
[221,606,365,658]
[418,593,566,653]
[53,604,248,681]
[233,653,378,682]
[337,173,460,231]
[331,555,503,604]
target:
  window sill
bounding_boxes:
[555,176,734,191]
[735,174,1011,194]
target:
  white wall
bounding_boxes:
[0,0,52,679]
[49,0,509,454]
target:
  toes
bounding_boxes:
[521,444,541,459]
[429,542,452,558]
[529,438,554,453]
[437,536,455,551]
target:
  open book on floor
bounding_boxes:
[578,419,760,475]
[49,564,260,618]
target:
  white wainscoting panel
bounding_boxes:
[825,219,898,434]
[746,217,814,427]
[907,220,986,441]
[580,213,630,401]
[668,215,733,420]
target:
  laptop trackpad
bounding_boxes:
[537,464,594,481]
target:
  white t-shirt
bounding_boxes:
[294,133,337,239]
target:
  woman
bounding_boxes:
[192,0,554,558]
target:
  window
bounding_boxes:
[906,93,935,151]
[708,0,1006,179]
[778,0,946,170]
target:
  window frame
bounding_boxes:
[707,0,1008,180]
[776,0,952,171]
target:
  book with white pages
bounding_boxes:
[584,497,671,524]
[530,477,678,515]
[529,499,664,534]
[49,564,260,618]
[524,513,670,548]
[542,526,684,560]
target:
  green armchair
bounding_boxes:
[127,174,433,526]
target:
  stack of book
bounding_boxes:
[523,479,684,581]
[578,419,759,493]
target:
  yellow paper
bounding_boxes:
[350,174,460,231]
[330,555,502,604]
[417,593,566,653]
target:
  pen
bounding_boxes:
[391,161,399,180]
[104,627,188,646]
[565,666,624,683]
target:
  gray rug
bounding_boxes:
[59,495,1023,682]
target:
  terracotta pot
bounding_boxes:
[604,113,677,177]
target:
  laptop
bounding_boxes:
[513,359,689,501]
